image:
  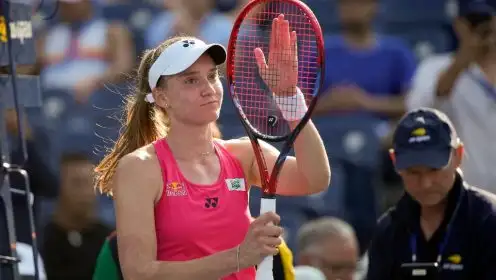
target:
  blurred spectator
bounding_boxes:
[312,0,417,256]
[406,1,496,193]
[296,217,365,280]
[34,0,134,104]
[42,153,111,280]
[145,0,233,49]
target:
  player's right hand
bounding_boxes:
[238,212,283,268]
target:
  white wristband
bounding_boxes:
[274,88,308,121]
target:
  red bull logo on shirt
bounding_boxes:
[166,182,188,197]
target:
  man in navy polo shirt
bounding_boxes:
[366,107,496,280]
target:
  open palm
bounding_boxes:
[254,14,298,96]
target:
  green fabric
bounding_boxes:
[92,238,120,280]
[93,232,294,280]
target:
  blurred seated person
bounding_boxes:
[145,0,233,49]
[42,152,112,280]
[33,0,134,104]
[296,217,366,280]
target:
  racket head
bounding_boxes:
[226,0,325,142]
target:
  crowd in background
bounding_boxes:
[2,0,495,279]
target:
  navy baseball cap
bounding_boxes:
[392,108,459,170]
[458,0,496,16]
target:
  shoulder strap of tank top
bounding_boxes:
[153,138,170,184]
[213,140,246,177]
[213,140,237,164]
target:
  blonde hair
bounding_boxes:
[94,36,222,195]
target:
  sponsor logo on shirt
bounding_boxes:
[165,182,187,197]
[225,178,245,191]
[204,197,219,208]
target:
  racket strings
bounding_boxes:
[232,1,320,138]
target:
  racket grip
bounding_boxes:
[256,198,276,280]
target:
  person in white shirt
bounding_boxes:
[406,2,496,192]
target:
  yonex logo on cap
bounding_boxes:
[182,40,196,47]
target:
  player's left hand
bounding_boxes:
[254,14,298,96]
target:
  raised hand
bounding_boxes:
[254,14,298,96]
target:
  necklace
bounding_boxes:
[200,150,214,157]
[174,145,215,160]
[199,144,216,157]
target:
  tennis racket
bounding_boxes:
[226,0,325,279]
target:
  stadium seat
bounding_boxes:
[313,114,383,168]
[89,85,126,130]
[379,0,453,24]
[41,89,76,131]
[216,0,238,13]
[88,85,126,162]
[302,0,340,34]
[381,23,456,60]
[41,88,98,158]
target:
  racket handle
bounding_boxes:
[256,197,276,280]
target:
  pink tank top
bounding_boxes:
[153,139,256,279]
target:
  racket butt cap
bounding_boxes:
[260,197,276,214]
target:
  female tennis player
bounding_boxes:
[94,15,330,280]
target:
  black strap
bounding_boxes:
[272,253,285,280]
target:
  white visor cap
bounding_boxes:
[148,38,227,91]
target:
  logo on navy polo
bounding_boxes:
[442,254,464,271]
